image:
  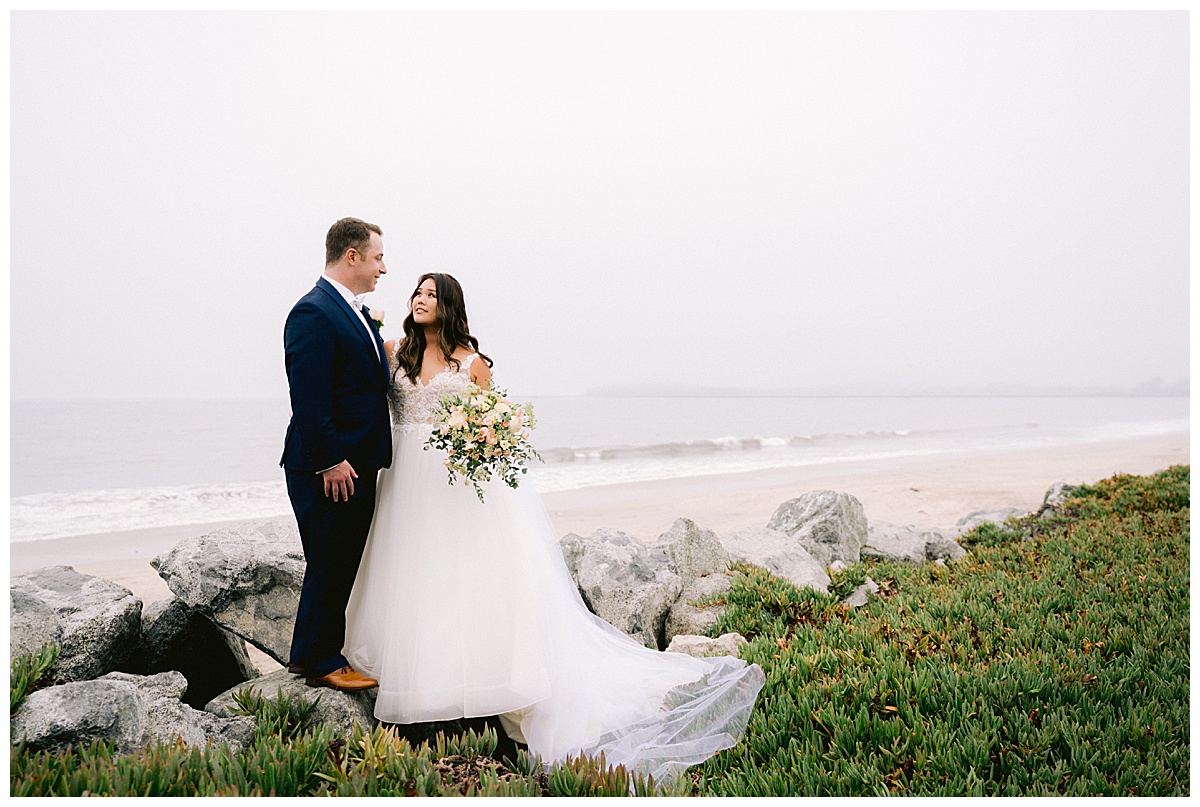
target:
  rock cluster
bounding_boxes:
[10,482,1066,761]
[10,564,261,762]
[560,518,730,650]
[10,566,142,683]
[560,528,683,650]
[564,486,1053,642]
[12,671,255,756]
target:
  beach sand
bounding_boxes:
[11,431,1188,675]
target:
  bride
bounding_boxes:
[342,272,764,784]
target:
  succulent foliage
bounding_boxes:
[693,465,1189,796]
[10,643,59,712]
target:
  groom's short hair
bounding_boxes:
[326,217,383,266]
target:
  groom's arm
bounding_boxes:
[284,302,344,472]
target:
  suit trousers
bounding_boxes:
[286,467,379,677]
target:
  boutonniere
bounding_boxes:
[368,309,385,332]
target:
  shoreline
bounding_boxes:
[11,432,1188,594]
[539,431,1190,539]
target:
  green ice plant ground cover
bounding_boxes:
[10,466,1190,796]
[691,464,1190,796]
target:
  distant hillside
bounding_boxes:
[585,378,1190,398]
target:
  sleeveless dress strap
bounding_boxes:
[460,353,479,373]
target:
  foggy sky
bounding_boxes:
[10,11,1189,399]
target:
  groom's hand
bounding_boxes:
[322,461,358,502]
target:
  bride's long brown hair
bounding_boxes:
[394,272,493,385]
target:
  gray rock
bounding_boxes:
[560,528,683,650]
[828,559,849,575]
[10,566,142,683]
[664,574,731,644]
[665,633,748,659]
[954,508,1026,534]
[863,520,968,564]
[205,668,377,738]
[12,670,255,756]
[653,518,730,583]
[843,576,880,608]
[10,589,61,663]
[121,598,260,709]
[924,532,968,562]
[152,519,306,665]
[721,525,830,593]
[861,520,929,565]
[1038,482,1080,517]
[766,490,867,566]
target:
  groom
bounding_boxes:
[281,217,392,691]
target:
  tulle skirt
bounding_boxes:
[343,424,764,783]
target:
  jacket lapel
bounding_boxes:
[315,278,380,365]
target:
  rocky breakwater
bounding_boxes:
[560,517,729,650]
[558,493,874,651]
[147,520,385,738]
[10,565,262,755]
[13,671,255,756]
[560,487,1053,653]
[11,566,142,683]
[10,482,1056,757]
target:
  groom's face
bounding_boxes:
[348,232,387,294]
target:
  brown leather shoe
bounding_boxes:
[305,665,378,692]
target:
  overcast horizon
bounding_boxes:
[11,11,1189,401]
[9,379,1189,404]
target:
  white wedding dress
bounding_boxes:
[343,351,764,784]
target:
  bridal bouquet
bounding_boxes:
[425,383,542,503]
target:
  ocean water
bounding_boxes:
[10,396,1188,543]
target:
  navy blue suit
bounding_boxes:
[281,277,392,677]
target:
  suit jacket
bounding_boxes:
[280,277,393,473]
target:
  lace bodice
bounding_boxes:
[389,349,480,428]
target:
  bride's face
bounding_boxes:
[411,278,438,326]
